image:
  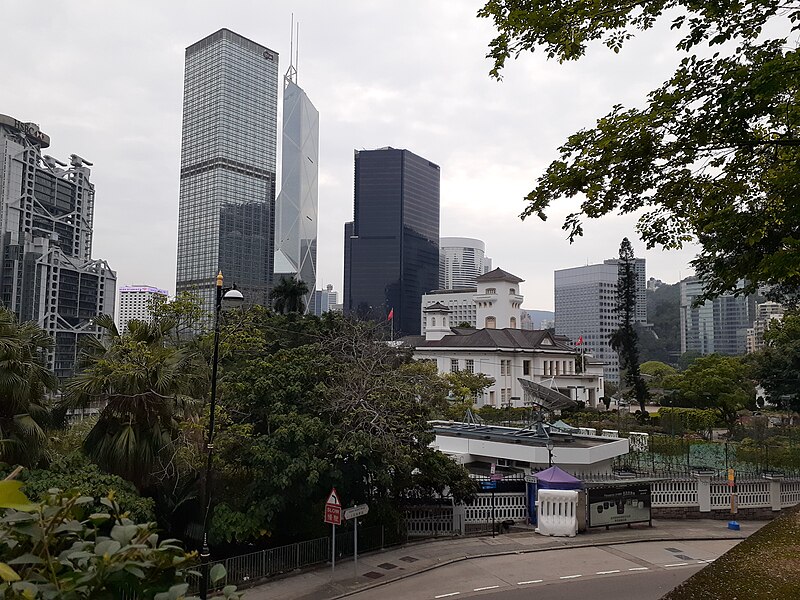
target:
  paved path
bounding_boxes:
[244,519,765,600]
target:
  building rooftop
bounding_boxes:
[476,268,524,284]
[414,327,574,351]
[431,421,620,449]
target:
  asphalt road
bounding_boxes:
[453,567,701,600]
[347,539,740,600]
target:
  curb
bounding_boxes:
[325,534,750,599]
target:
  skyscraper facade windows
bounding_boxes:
[0,114,116,379]
[176,29,279,309]
[439,237,491,289]
[680,277,754,356]
[554,258,647,384]
[344,148,440,336]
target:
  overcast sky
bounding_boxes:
[1,1,700,311]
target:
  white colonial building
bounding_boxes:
[413,309,604,409]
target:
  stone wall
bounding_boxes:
[652,506,779,520]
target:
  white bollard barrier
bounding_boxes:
[535,489,579,537]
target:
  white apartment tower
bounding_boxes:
[117,285,169,333]
[439,237,491,289]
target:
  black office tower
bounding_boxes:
[344,148,440,336]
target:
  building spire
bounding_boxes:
[285,13,298,85]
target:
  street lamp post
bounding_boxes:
[200,272,243,600]
[546,439,554,468]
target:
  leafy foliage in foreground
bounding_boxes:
[0,484,239,599]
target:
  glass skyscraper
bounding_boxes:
[0,114,116,379]
[273,56,319,313]
[176,29,279,309]
[344,148,440,336]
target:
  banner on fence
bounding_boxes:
[587,483,651,528]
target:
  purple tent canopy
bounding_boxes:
[533,466,583,489]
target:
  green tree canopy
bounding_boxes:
[610,238,649,413]
[199,314,475,544]
[0,308,57,467]
[670,354,756,429]
[747,311,800,411]
[478,1,800,303]
[269,276,310,314]
[59,315,204,490]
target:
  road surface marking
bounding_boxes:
[629,567,649,571]
[434,593,460,599]
[596,570,621,575]
[560,574,582,579]
[474,586,499,592]
[665,563,688,567]
[517,580,543,585]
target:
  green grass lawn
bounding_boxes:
[663,506,800,599]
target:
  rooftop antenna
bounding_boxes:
[285,13,297,85]
[295,21,299,80]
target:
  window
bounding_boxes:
[510,317,517,328]
[450,359,459,373]
[486,288,496,294]
[500,388,507,403]
[485,316,496,329]
[500,359,511,376]
[523,360,530,376]
[489,390,495,405]
[432,317,436,326]
[509,288,516,294]
[465,359,474,373]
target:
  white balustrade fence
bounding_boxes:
[652,478,698,507]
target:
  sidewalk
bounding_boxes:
[243,519,765,599]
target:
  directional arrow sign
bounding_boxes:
[344,504,369,520]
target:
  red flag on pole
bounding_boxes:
[387,308,394,321]
[577,335,583,345]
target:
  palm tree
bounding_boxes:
[60,315,202,490]
[269,276,309,314]
[0,308,57,467]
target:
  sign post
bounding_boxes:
[344,504,369,577]
[727,469,740,530]
[324,488,342,571]
[489,464,504,537]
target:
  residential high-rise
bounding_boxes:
[439,237,491,289]
[0,114,116,379]
[273,32,319,313]
[680,277,753,356]
[117,285,169,333]
[746,301,784,353]
[175,29,279,310]
[554,258,647,383]
[344,147,440,336]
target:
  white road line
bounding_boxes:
[560,574,583,579]
[596,570,621,575]
[434,593,460,599]
[517,580,543,585]
[473,586,499,592]
[629,567,649,571]
[664,563,688,568]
